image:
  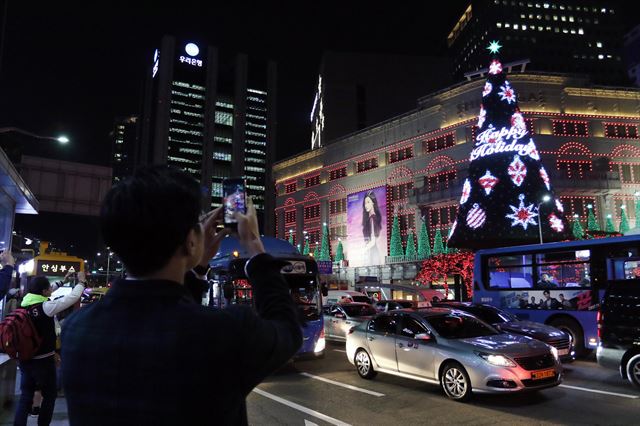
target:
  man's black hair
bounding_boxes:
[29,276,51,295]
[100,165,202,277]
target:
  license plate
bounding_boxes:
[558,349,569,356]
[531,369,555,380]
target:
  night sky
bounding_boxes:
[0,1,637,260]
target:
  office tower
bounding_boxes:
[111,115,138,184]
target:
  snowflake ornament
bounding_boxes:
[549,213,565,233]
[466,204,487,229]
[539,166,550,190]
[508,155,527,187]
[483,82,493,97]
[498,81,516,104]
[489,59,503,75]
[511,110,526,132]
[478,105,487,128]
[478,170,499,195]
[460,179,471,204]
[555,199,564,213]
[506,194,538,230]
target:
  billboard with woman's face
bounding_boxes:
[346,187,388,267]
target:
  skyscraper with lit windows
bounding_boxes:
[140,35,276,232]
[448,1,629,85]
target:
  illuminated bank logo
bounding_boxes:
[179,42,203,67]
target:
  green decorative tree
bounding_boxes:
[405,229,416,259]
[605,214,615,233]
[417,221,431,259]
[390,214,404,257]
[318,224,331,261]
[587,205,600,231]
[620,206,630,235]
[311,244,317,258]
[572,215,584,240]
[635,197,640,229]
[335,239,345,262]
[433,228,445,256]
[303,239,310,255]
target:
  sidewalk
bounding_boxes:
[0,397,69,425]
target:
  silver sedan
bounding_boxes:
[346,308,562,401]
[323,303,376,342]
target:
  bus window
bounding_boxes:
[535,251,591,289]
[621,260,640,280]
[487,255,533,289]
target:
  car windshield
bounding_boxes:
[423,313,500,339]
[351,296,372,303]
[461,306,517,324]
[343,304,376,317]
[396,301,414,308]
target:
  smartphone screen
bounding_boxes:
[223,178,247,225]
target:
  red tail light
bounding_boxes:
[320,328,325,338]
[597,310,603,339]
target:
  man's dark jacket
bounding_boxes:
[61,253,302,425]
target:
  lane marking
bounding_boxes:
[253,388,351,426]
[300,372,385,397]
[305,420,319,426]
[559,384,640,399]
[333,349,346,353]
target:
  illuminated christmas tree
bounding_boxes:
[405,229,416,259]
[572,215,584,240]
[635,197,640,228]
[587,205,600,231]
[605,214,615,233]
[318,223,331,261]
[418,221,431,259]
[335,239,344,262]
[433,228,445,255]
[620,206,630,235]
[288,229,294,246]
[447,41,569,249]
[303,239,310,255]
[390,214,404,257]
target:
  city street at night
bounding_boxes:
[247,344,639,426]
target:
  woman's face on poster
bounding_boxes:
[364,196,374,213]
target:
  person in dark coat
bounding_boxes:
[61,166,302,426]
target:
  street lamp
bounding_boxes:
[537,195,552,244]
[0,127,69,144]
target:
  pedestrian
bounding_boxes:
[13,272,86,426]
[61,165,302,425]
[0,250,15,300]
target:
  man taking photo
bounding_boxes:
[61,166,302,425]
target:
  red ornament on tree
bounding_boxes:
[478,170,498,195]
[466,204,486,229]
[508,155,527,187]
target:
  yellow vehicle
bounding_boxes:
[19,241,85,297]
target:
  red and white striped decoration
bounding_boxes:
[508,155,527,187]
[478,105,487,128]
[539,166,550,190]
[549,213,564,232]
[555,199,564,213]
[460,179,471,204]
[478,170,499,195]
[511,111,526,133]
[466,203,486,229]
[483,82,493,97]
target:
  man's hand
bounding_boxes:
[77,271,87,284]
[234,197,265,257]
[199,206,230,267]
[0,251,15,267]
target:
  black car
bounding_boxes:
[433,302,575,362]
[596,279,640,389]
[374,300,416,312]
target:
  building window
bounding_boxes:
[215,111,233,126]
[388,182,414,202]
[329,167,347,180]
[552,120,589,137]
[613,164,640,183]
[329,198,347,215]
[604,123,639,139]
[356,158,378,173]
[423,133,455,154]
[304,204,320,220]
[330,225,347,241]
[425,170,457,192]
[285,182,297,194]
[388,146,413,164]
[525,118,535,134]
[305,228,321,245]
[559,197,597,221]
[304,175,321,188]
[557,160,592,179]
[429,205,458,228]
[398,213,416,245]
[285,210,296,225]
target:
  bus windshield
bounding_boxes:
[289,275,321,321]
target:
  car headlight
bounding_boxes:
[476,352,517,367]
[550,346,559,361]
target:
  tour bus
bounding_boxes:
[208,236,326,359]
[473,234,640,356]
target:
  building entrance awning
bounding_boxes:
[0,149,38,214]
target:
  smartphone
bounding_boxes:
[223,177,247,228]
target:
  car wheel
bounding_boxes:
[549,317,588,357]
[354,349,377,379]
[441,362,472,401]
[625,354,640,389]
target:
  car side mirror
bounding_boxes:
[415,333,433,342]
